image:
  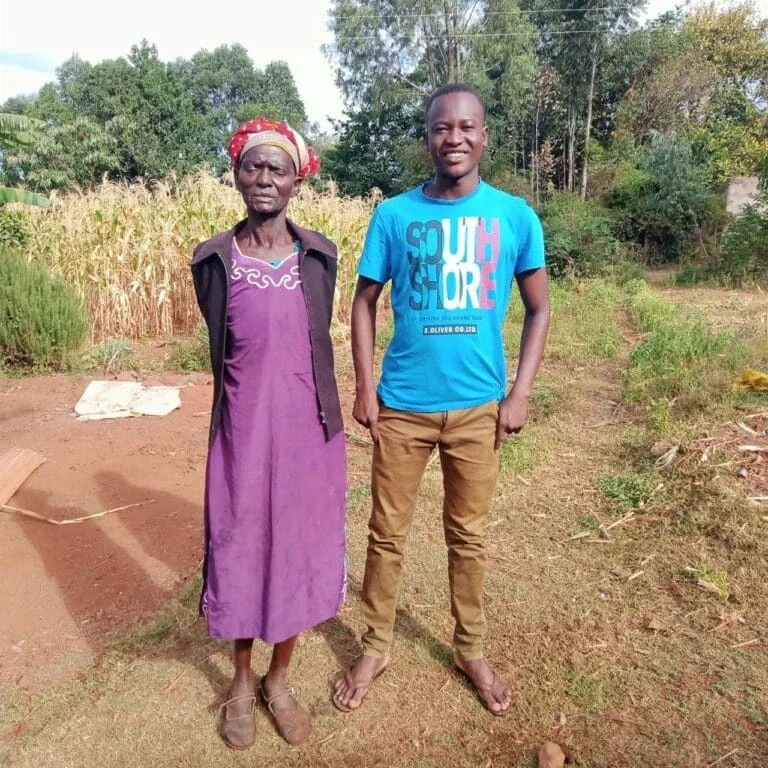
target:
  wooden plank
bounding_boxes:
[0,448,46,507]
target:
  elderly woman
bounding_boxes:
[191,118,346,749]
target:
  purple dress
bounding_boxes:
[201,240,346,643]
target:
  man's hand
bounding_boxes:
[495,393,529,450]
[353,387,380,443]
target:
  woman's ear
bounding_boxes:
[291,177,303,197]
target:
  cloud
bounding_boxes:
[0,51,56,74]
[0,65,54,101]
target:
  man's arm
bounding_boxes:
[351,276,385,442]
[495,267,550,450]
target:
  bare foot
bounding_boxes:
[454,653,512,715]
[332,655,390,711]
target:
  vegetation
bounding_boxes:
[1,43,309,190]
[0,113,50,207]
[0,248,88,369]
[14,174,374,343]
[623,279,754,432]
[2,3,768,285]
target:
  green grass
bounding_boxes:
[508,278,621,363]
[348,483,372,508]
[592,469,660,512]
[80,338,133,373]
[623,279,751,431]
[375,314,394,351]
[684,562,731,600]
[564,670,616,713]
[498,430,547,474]
[167,323,210,371]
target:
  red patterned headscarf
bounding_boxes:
[228,117,321,178]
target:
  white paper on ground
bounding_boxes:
[74,381,181,421]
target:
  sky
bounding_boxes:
[0,0,765,129]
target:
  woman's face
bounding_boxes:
[236,145,300,216]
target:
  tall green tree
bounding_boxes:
[325,0,538,195]
[0,43,309,186]
[470,0,538,182]
[526,0,645,196]
[0,114,50,206]
[3,117,120,193]
[326,0,483,107]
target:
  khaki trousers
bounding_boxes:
[360,401,499,660]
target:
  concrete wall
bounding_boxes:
[725,176,760,215]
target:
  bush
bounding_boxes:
[717,206,768,285]
[539,191,627,277]
[487,169,534,203]
[0,209,30,251]
[0,249,89,369]
[609,133,721,263]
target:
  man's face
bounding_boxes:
[425,91,488,181]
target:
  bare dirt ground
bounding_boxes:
[0,373,212,691]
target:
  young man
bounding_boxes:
[333,84,550,716]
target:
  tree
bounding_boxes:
[325,0,539,194]
[470,0,538,183]
[1,43,310,186]
[595,17,682,141]
[617,49,722,138]
[324,100,424,196]
[614,3,768,185]
[326,0,483,108]
[526,0,644,197]
[3,117,120,193]
[0,114,50,206]
[261,62,309,128]
[609,132,717,260]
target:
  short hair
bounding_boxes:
[425,83,486,122]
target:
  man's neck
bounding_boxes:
[423,170,480,201]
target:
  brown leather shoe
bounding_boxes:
[219,693,257,750]
[259,677,312,746]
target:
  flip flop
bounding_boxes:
[331,657,390,713]
[218,692,257,750]
[259,677,312,746]
[454,657,512,717]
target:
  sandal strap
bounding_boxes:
[262,685,298,714]
[220,693,257,720]
[342,659,390,698]
[344,669,373,695]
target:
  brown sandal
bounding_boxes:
[259,677,312,746]
[219,693,257,750]
[331,657,390,713]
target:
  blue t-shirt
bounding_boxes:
[358,180,545,412]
